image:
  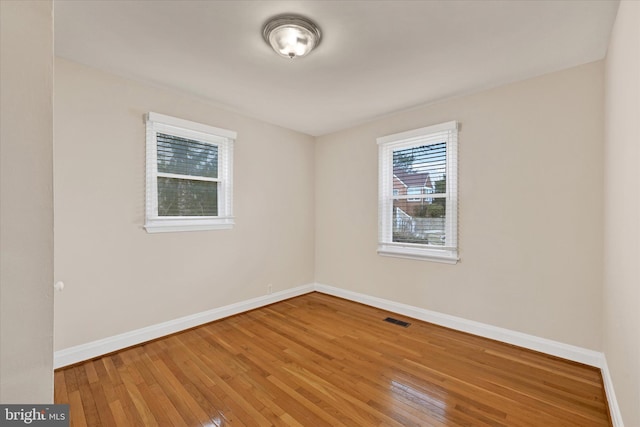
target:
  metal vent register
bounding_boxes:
[383,317,411,327]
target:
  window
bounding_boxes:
[145,112,236,233]
[378,121,458,263]
[407,187,423,201]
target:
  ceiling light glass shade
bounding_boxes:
[263,15,322,59]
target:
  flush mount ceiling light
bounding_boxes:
[262,14,322,59]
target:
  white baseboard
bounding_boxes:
[53,283,314,368]
[55,282,603,368]
[54,281,623,425]
[316,283,623,425]
[314,283,604,367]
[600,356,624,427]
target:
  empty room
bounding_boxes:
[1,0,638,426]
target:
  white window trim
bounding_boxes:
[377,121,459,263]
[145,112,236,233]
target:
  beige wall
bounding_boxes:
[316,62,604,350]
[0,1,54,402]
[54,59,315,350]
[603,1,640,425]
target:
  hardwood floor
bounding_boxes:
[55,292,611,426]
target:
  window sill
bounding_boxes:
[144,217,234,233]
[377,244,458,264]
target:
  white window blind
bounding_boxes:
[378,121,459,263]
[145,112,236,233]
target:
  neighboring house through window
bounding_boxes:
[378,121,458,263]
[406,186,423,202]
[145,112,236,233]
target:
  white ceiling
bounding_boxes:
[54,0,619,136]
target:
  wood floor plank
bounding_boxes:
[107,400,130,427]
[88,381,117,426]
[118,367,160,427]
[55,292,612,426]
[74,364,102,426]
[54,370,69,404]
[68,390,88,427]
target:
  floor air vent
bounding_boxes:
[383,317,411,327]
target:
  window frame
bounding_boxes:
[144,112,236,233]
[377,121,459,263]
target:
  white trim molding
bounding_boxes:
[144,112,236,233]
[54,283,314,368]
[315,283,603,367]
[377,121,459,263]
[600,356,625,427]
[55,281,603,368]
[53,281,623,425]
[314,283,624,424]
